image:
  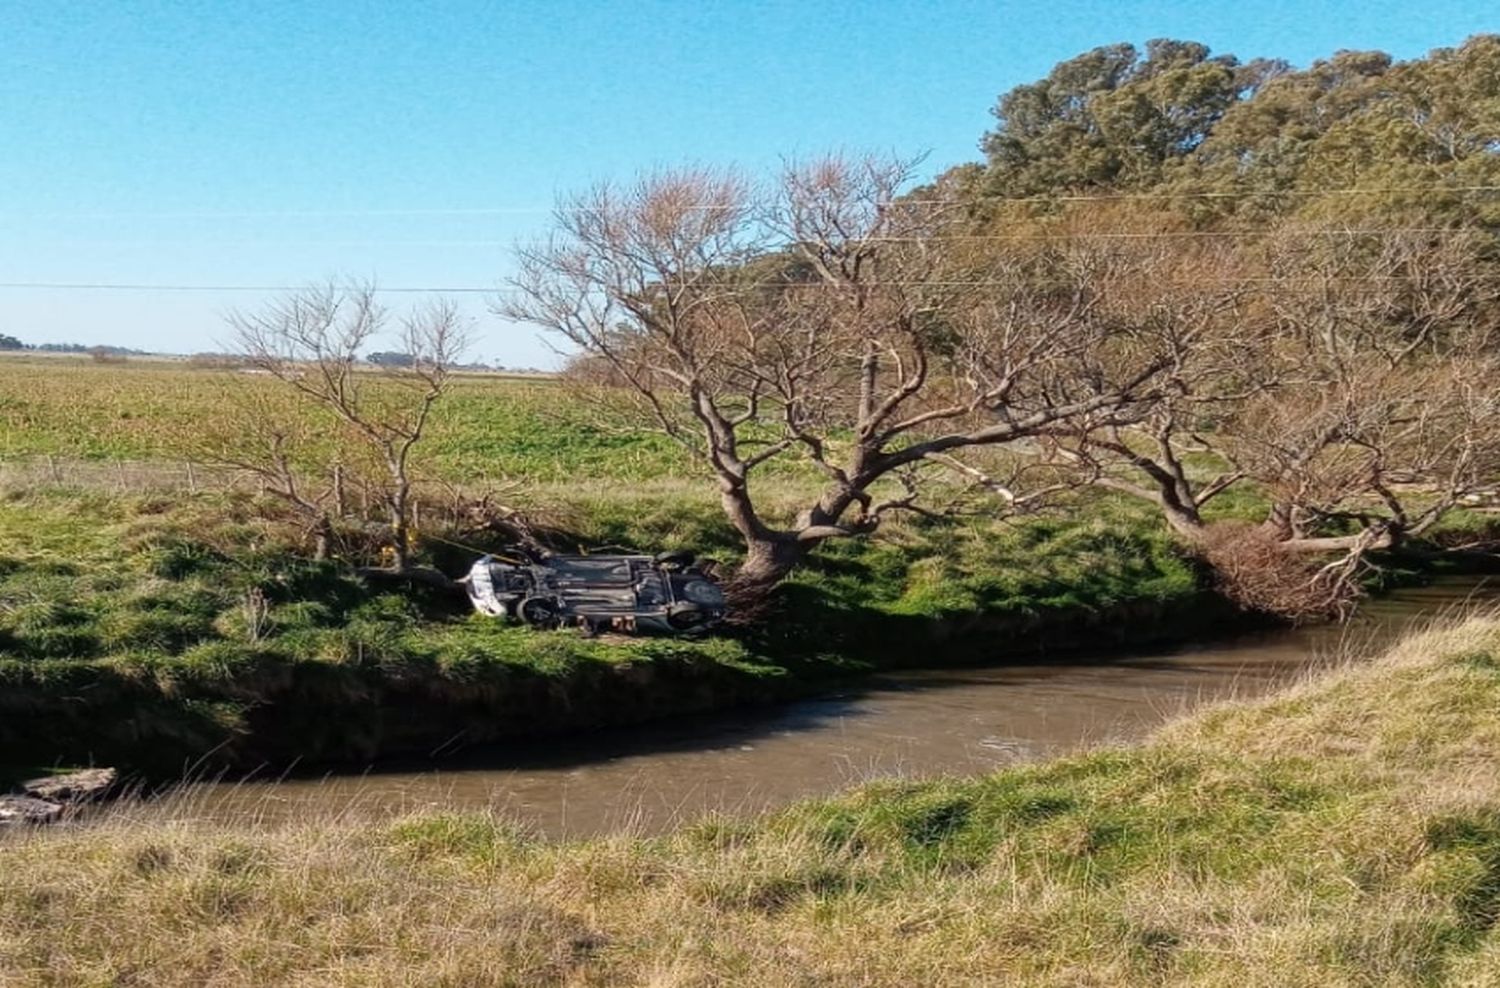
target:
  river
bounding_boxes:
[148,577,1497,838]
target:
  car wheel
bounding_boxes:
[665,601,708,631]
[655,550,696,572]
[680,579,725,607]
[518,596,561,629]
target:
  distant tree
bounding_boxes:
[366,350,416,368]
[0,334,23,350]
[186,352,247,370]
[87,346,127,364]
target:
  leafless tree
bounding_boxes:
[1051,223,1500,615]
[502,155,1231,595]
[189,383,340,559]
[228,282,471,572]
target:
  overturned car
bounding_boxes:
[464,549,728,634]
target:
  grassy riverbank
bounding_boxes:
[6,615,1500,985]
[0,486,1209,774]
[2,358,1491,774]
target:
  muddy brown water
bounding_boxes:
[148,578,1499,839]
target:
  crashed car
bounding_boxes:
[464,548,728,634]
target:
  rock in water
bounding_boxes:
[0,795,64,826]
[20,767,117,804]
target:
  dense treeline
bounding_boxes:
[944,34,1500,612]
[946,34,1500,222]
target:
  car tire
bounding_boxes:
[518,596,560,629]
[680,580,725,606]
[655,550,696,572]
[665,601,708,631]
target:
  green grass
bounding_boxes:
[0,357,698,483]
[0,486,1209,774]
[0,489,769,771]
[6,614,1500,985]
[5,358,1497,983]
[1,356,1475,775]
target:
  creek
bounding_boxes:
[148,577,1498,838]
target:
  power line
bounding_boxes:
[865,227,1495,242]
[19,227,1496,248]
[29,240,519,248]
[0,282,500,294]
[899,184,1500,206]
[0,275,1481,295]
[5,184,1500,220]
[0,207,559,220]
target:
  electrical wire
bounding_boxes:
[5,183,1499,220]
[14,227,1496,247]
[0,273,1484,294]
[3,180,1496,295]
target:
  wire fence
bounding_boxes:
[0,456,536,550]
[0,456,248,493]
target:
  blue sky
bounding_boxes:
[2,1,1496,366]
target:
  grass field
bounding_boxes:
[0,356,1233,771]
[6,613,1500,985]
[0,355,696,484]
[5,356,1500,986]
[0,483,1206,773]
[5,356,1495,773]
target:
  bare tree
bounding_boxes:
[189,382,340,559]
[502,156,1230,595]
[229,283,471,572]
[1051,223,1500,614]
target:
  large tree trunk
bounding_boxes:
[387,488,411,572]
[1158,497,1208,540]
[727,535,808,608]
[1255,502,1402,553]
[1094,473,1207,540]
[716,477,860,608]
[717,479,809,599]
[388,523,410,571]
[311,515,332,561]
[1259,503,1295,541]
[1279,526,1400,554]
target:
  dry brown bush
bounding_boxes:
[1195,522,1366,620]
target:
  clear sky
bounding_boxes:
[2,1,1496,367]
